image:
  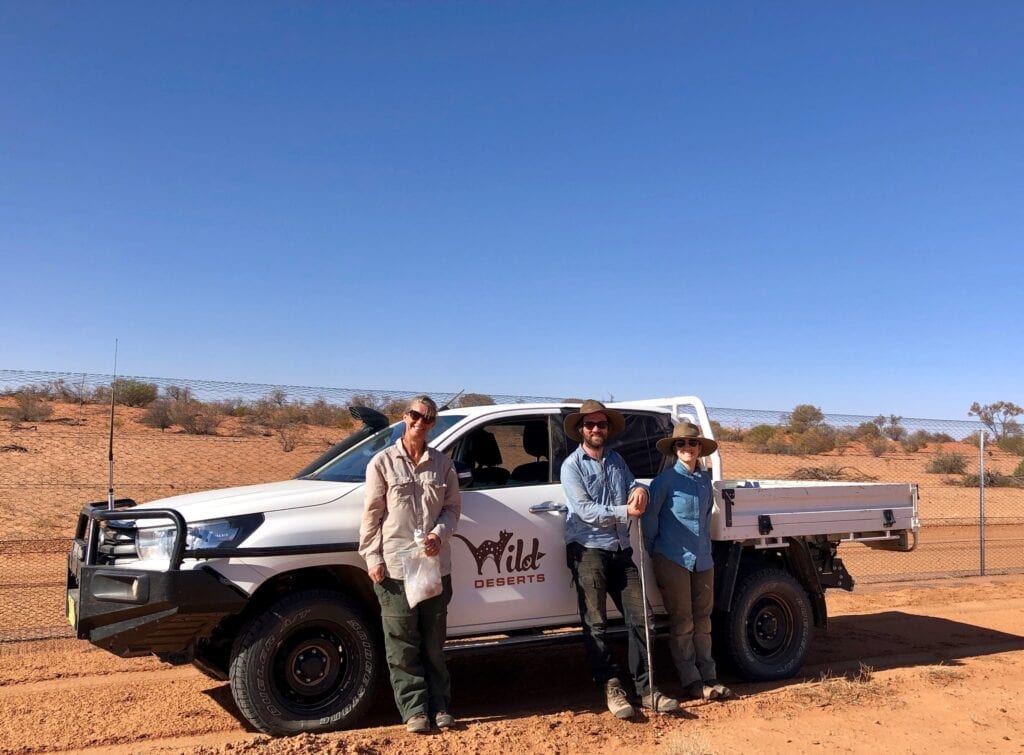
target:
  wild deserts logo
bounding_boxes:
[453,530,546,589]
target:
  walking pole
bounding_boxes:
[637,516,656,697]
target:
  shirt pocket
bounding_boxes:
[385,472,417,507]
[419,472,447,503]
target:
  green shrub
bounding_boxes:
[710,421,744,442]
[764,434,792,455]
[307,398,353,428]
[996,435,1024,456]
[854,421,881,440]
[112,379,158,407]
[1014,459,1024,478]
[926,431,955,443]
[743,424,779,449]
[793,425,836,455]
[926,452,967,474]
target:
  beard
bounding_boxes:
[583,433,606,452]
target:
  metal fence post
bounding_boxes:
[979,430,986,577]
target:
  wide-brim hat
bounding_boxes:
[656,421,718,457]
[563,399,626,442]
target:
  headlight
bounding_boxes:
[135,514,264,562]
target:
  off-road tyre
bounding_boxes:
[229,589,381,735]
[724,567,812,681]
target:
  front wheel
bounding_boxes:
[724,567,812,681]
[229,590,382,735]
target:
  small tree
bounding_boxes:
[456,393,495,408]
[882,415,906,441]
[968,401,1023,441]
[786,404,824,434]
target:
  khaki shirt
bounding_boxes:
[358,441,461,579]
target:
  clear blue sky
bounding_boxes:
[2,2,1021,420]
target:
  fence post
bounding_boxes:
[979,430,986,577]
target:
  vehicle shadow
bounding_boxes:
[202,610,1024,731]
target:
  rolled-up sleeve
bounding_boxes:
[562,456,627,526]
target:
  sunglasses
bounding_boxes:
[582,420,609,430]
[674,439,702,448]
[406,409,436,425]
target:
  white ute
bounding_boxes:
[66,396,919,735]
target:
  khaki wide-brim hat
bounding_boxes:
[563,399,626,442]
[656,421,718,457]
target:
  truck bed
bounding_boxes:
[711,479,919,544]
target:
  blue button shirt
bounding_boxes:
[642,460,714,572]
[561,445,638,551]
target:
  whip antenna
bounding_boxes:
[107,340,118,511]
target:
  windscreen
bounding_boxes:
[310,415,464,482]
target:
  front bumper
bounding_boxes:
[66,501,247,658]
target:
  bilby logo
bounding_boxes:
[454,530,547,588]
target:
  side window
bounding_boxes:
[449,416,554,489]
[606,411,674,479]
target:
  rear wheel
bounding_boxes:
[229,590,381,735]
[725,567,812,681]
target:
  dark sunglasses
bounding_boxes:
[582,420,609,430]
[406,409,436,425]
[674,439,702,448]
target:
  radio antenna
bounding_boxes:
[107,340,118,511]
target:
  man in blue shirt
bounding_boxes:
[561,399,678,718]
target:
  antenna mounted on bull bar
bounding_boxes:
[107,339,118,511]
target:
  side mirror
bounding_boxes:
[453,460,474,489]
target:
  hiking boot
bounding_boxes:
[684,679,732,701]
[405,713,430,733]
[605,678,636,719]
[640,690,679,713]
[435,711,455,729]
[704,680,733,700]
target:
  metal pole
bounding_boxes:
[637,517,656,697]
[979,430,986,576]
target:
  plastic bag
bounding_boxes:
[400,547,442,608]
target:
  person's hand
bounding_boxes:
[368,564,387,584]
[424,532,441,557]
[626,487,648,517]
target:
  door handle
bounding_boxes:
[529,501,568,514]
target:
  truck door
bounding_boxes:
[443,414,579,634]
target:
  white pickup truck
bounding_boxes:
[66,396,918,735]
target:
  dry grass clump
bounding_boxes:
[789,466,878,482]
[921,663,966,686]
[790,664,891,707]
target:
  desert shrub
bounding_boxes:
[793,425,837,455]
[900,430,930,453]
[163,385,191,401]
[1014,459,1024,478]
[381,398,409,420]
[926,453,967,474]
[111,378,158,407]
[786,404,825,433]
[882,415,906,441]
[47,379,88,403]
[141,399,174,430]
[963,431,985,448]
[307,398,353,428]
[456,393,495,408]
[960,471,1024,488]
[997,435,1024,456]
[710,420,744,442]
[833,428,856,454]
[169,399,222,435]
[743,424,779,450]
[214,398,249,418]
[854,421,881,440]
[277,422,306,452]
[764,434,792,455]
[866,437,890,457]
[350,393,383,410]
[12,392,53,422]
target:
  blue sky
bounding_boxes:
[2,2,1021,420]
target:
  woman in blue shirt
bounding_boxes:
[642,422,732,701]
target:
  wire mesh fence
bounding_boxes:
[1,369,1021,643]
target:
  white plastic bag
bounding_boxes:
[400,547,442,608]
